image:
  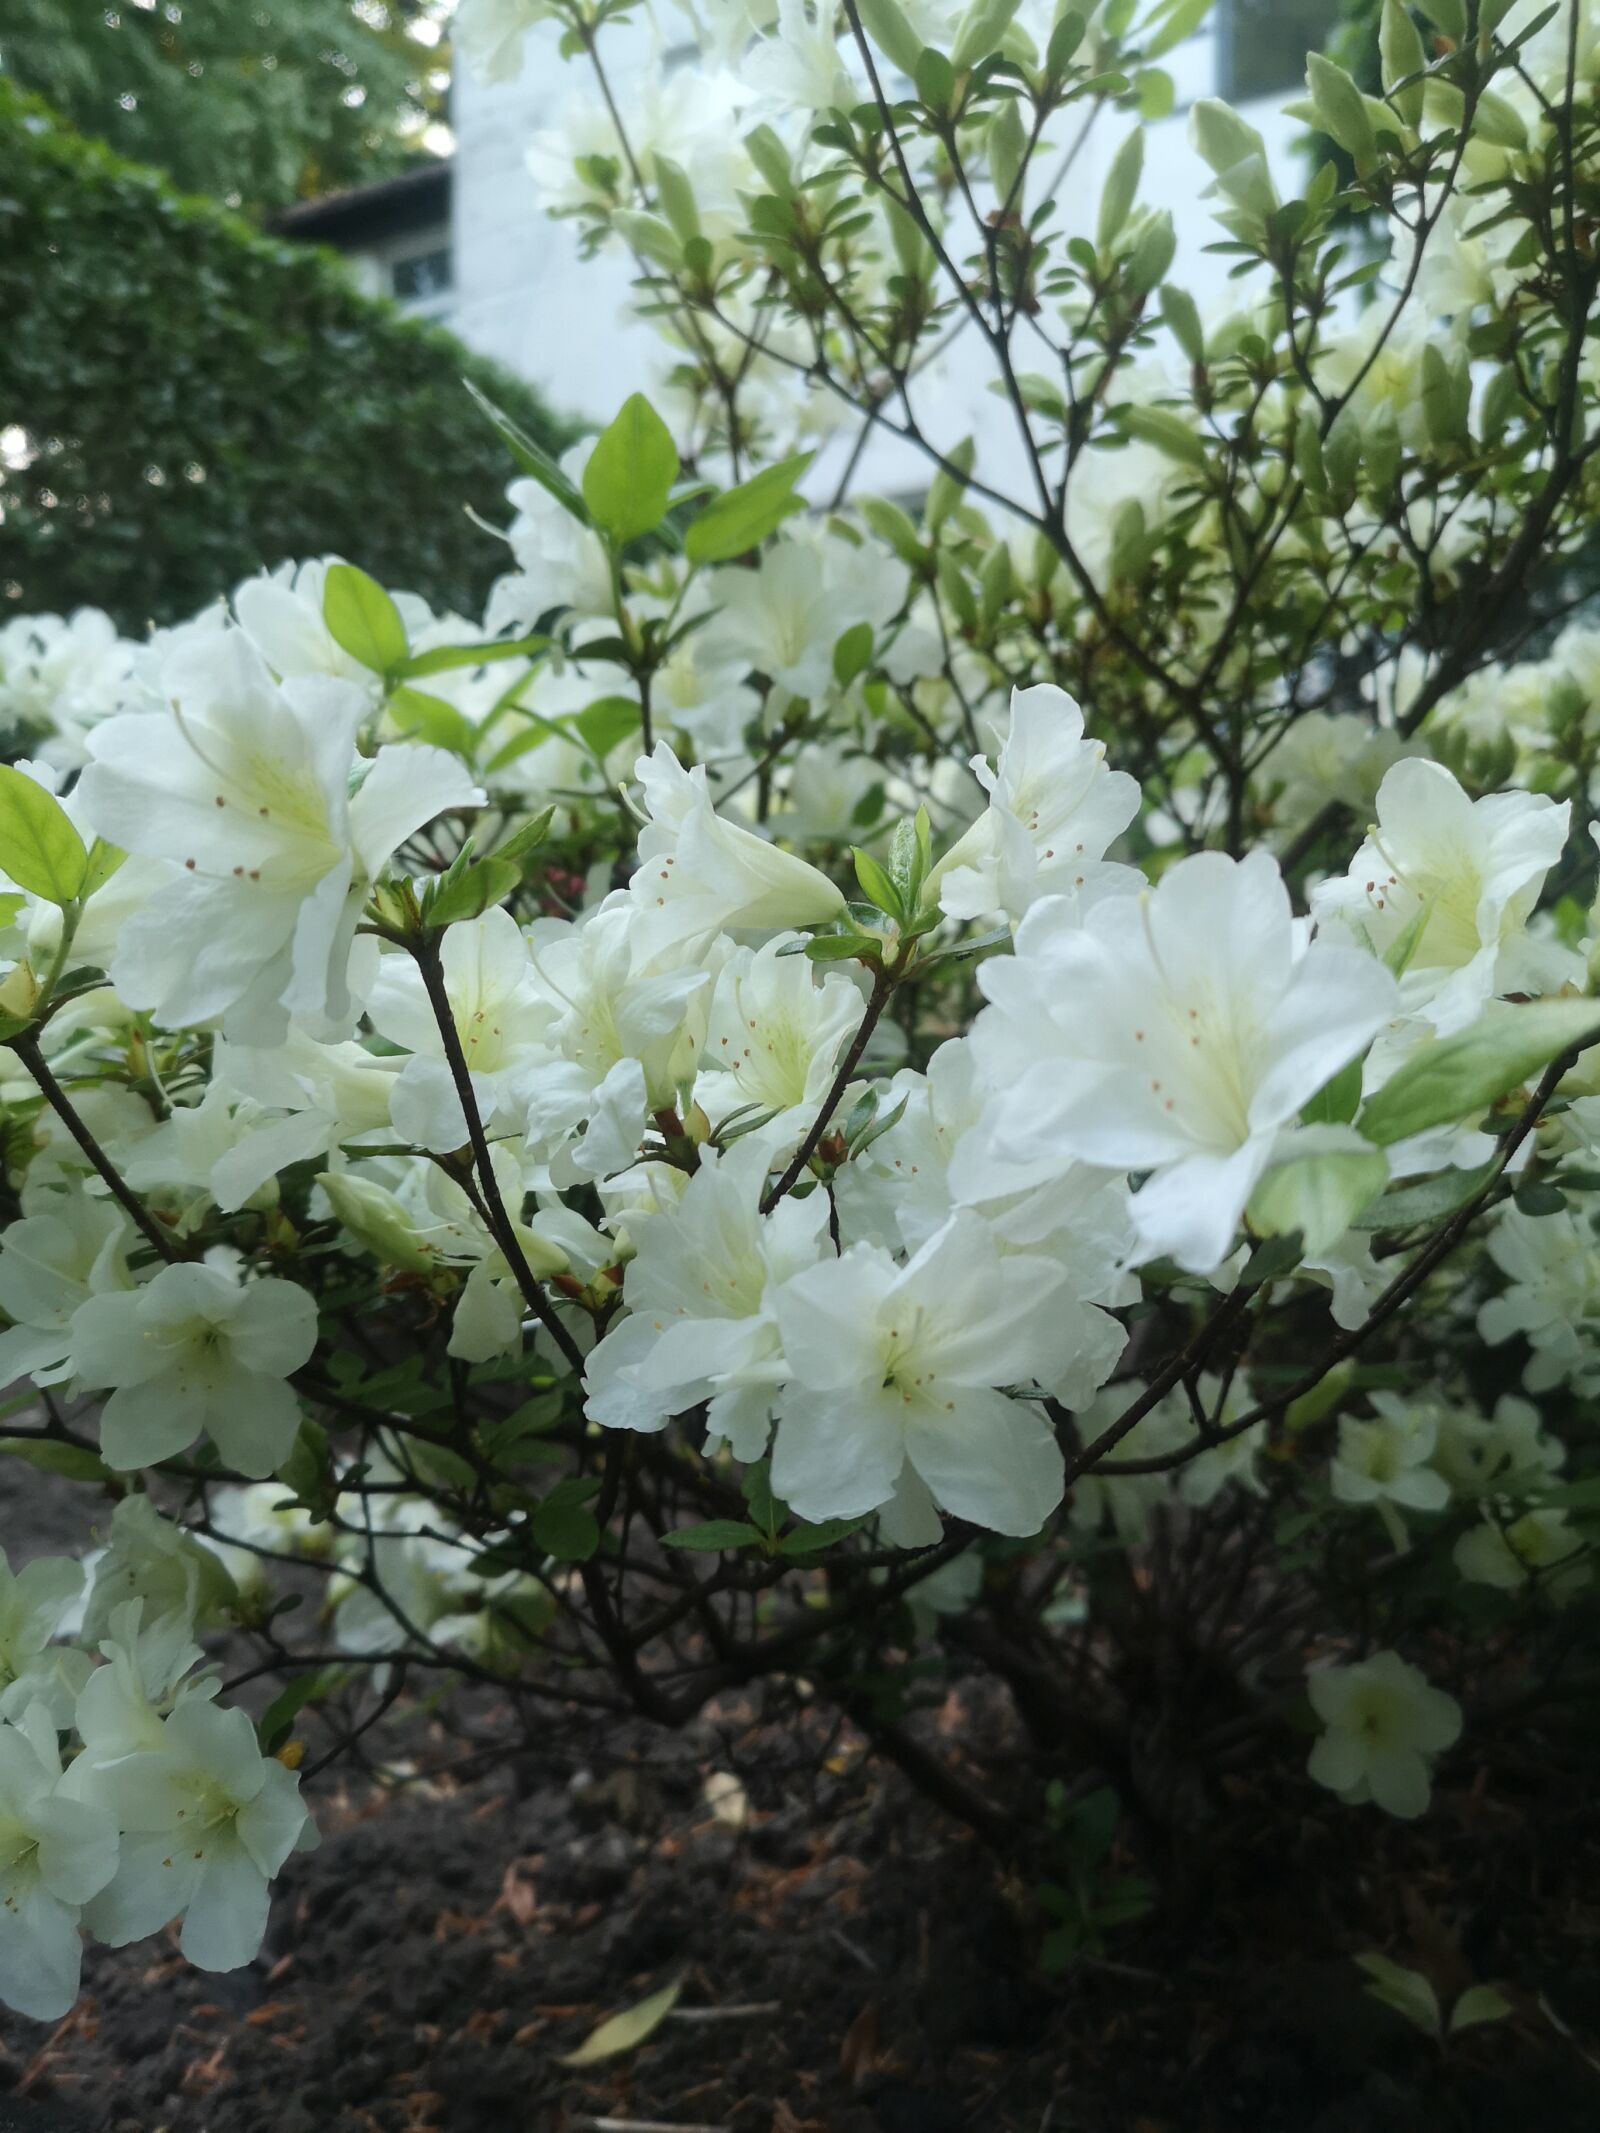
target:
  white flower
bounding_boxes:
[69,1256,318,1475]
[1453,1507,1590,1596]
[1306,1651,1462,1818]
[1330,1394,1451,1519]
[75,1695,310,1973]
[1257,712,1414,842]
[936,684,1141,925]
[627,744,845,956]
[970,850,1397,1272]
[368,908,554,1153]
[1478,1202,1600,1394]
[770,1212,1074,1541]
[0,1191,133,1387]
[585,1141,829,1457]
[1311,760,1572,1036]
[0,607,134,770]
[746,0,858,114]
[704,538,896,699]
[78,631,480,1042]
[81,1498,239,1647]
[453,0,554,84]
[697,934,863,1148]
[0,1552,90,1728]
[232,557,425,699]
[521,901,718,1180]
[485,451,614,630]
[0,1702,120,2020]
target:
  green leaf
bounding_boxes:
[0,767,88,906]
[556,1975,684,2067]
[425,855,521,928]
[0,1435,111,1483]
[856,0,927,77]
[575,693,642,759]
[323,562,408,676]
[465,377,589,524]
[258,1667,334,1754]
[1302,1056,1363,1127]
[532,1496,601,1562]
[853,846,905,920]
[1248,1140,1389,1255]
[685,453,814,564]
[386,684,476,756]
[780,1515,870,1554]
[494,807,557,867]
[1116,405,1207,468]
[1355,1953,1442,2039]
[1305,53,1378,173]
[1352,1159,1498,1232]
[1449,1984,1512,2033]
[1357,1000,1600,1147]
[81,838,127,899]
[660,1520,763,1551]
[1097,127,1143,250]
[952,0,1023,68]
[833,620,875,687]
[582,394,680,545]
[397,635,547,680]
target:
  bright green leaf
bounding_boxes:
[582,394,680,546]
[0,767,88,906]
[1357,1000,1600,1147]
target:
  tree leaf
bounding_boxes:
[556,1975,684,2065]
[1449,1983,1512,2033]
[1357,999,1600,1147]
[660,1520,763,1551]
[1248,1140,1388,1254]
[582,393,680,545]
[323,562,408,676]
[0,767,88,905]
[684,452,814,563]
[0,1435,111,1483]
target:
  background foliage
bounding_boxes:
[0,87,570,635]
[0,0,446,215]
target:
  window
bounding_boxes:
[1216,0,1341,105]
[391,245,452,304]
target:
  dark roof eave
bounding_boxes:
[271,158,453,247]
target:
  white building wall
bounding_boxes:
[447,19,1315,501]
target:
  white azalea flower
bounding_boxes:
[1478,1202,1600,1394]
[1306,1651,1462,1818]
[81,1498,239,1647]
[368,908,554,1154]
[453,0,554,84]
[0,1702,120,2020]
[970,850,1397,1272]
[76,1695,310,1974]
[627,745,845,956]
[78,631,480,1043]
[696,934,864,1150]
[1311,759,1572,1036]
[936,684,1141,925]
[69,1255,318,1475]
[1330,1394,1452,1524]
[585,1141,829,1457]
[521,900,719,1182]
[0,1553,90,1728]
[1453,1506,1590,1596]
[770,1212,1075,1541]
[0,1191,134,1387]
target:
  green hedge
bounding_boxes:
[0,89,570,633]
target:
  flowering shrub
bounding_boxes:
[4,0,1600,2016]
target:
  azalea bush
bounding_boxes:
[4,0,1600,2020]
